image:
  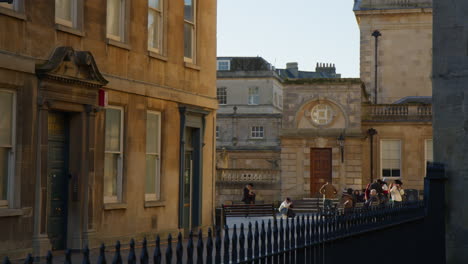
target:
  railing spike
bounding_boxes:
[82,245,90,264]
[97,244,106,264]
[64,249,72,264]
[187,230,194,264]
[24,254,33,264]
[153,236,162,264]
[140,238,149,264]
[206,228,213,264]
[176,232,183,264]
[2,257,11,264]
[165,234,173,264]
[215,227,222,264]
[239,223,246,262]
[223,225,230,264]
[128,239,136,264]
[231,224,238,263]
[197,229,204,264]
[112,241,122,264]
[247,222,253,260]
[46,251,53,264]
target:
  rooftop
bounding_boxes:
[354,0,432,11]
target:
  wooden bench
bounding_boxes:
[222,204,276,226]
[292,198,340,213]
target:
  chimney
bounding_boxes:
[286,62,299,78]
[316,62,336,74]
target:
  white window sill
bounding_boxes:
[144,200,166,208]
[0,8,26,20]
[148,51,167,61]
[0,208,24,217]
[106,39,131,51]
[55,24,85,37]
[184,62,200,71]
[103,203,127,210]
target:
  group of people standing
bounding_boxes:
[241,178,405,219]
[364,178,405,207]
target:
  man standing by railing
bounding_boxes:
[319,182,338,212]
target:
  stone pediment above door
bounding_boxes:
[36,46,108,88]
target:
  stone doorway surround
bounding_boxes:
[32,47,108,255]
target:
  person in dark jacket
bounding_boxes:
[364,189,380,208]
[241,183,256,204]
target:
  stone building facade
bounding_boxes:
[354,0,433,104]
[280,79,364,198]
[215,58,342,205]
[0,0,216,258]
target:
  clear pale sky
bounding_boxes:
[217,0,360,78]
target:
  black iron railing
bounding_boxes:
[2,202,425,264]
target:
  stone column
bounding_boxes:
[433,0,468,262]
[32,99,51,257]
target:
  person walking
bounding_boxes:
[278,197,295,218]
[241,183,256,204]
[389,180,405,205]
[319,182,337,212]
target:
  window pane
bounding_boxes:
[107,0,121,37]
[149,0,160,9]
[146,113,160,154]
[0,148,8,201]
[105,108,121,152]
[0,92,13,146]
[184,0,193,22]
[104,153,118,197]
[145,155,158,194]
[56,0,72,21]
[148,10,161,50]
[184,23,193,59]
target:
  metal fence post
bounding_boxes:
[140,238,149,264]
[197,229,204,264]
[97,244,106,264]
[231,225,238,263]
[206,228,213,264]
[166,234,173,264]
[153,236,162,264]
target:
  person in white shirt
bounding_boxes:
[390,179,405,204]
[278,197,294,218]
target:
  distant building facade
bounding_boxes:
[217,0,433,205]
[215,57,342,205]
[0,0,217,258]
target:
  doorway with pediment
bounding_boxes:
[33,47,108,251]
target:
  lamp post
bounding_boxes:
[372,30,382,104]
[367,128,378,182]
[337,133,345,163]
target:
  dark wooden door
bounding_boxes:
[47,112,70,250]
[310,148,332,196]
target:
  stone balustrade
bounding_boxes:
[362,104,432,122]
[216,168,281,184]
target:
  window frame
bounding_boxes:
[183,0,197,63]
[0,89,16,208]
[147,0,164,54]
[216,126,219,139]
[217,60,230,71]
[251,126,264,139]
[248,87,260,105]
[106,0,126,42]
[145,110,162,201]
[0,0,20,11]
[55,0,77,28]
[217,87,227,105]
[380,139,402,178]
[104,105,124,204]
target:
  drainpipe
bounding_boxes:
[367,128,377,183]
[372,30,382,104]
